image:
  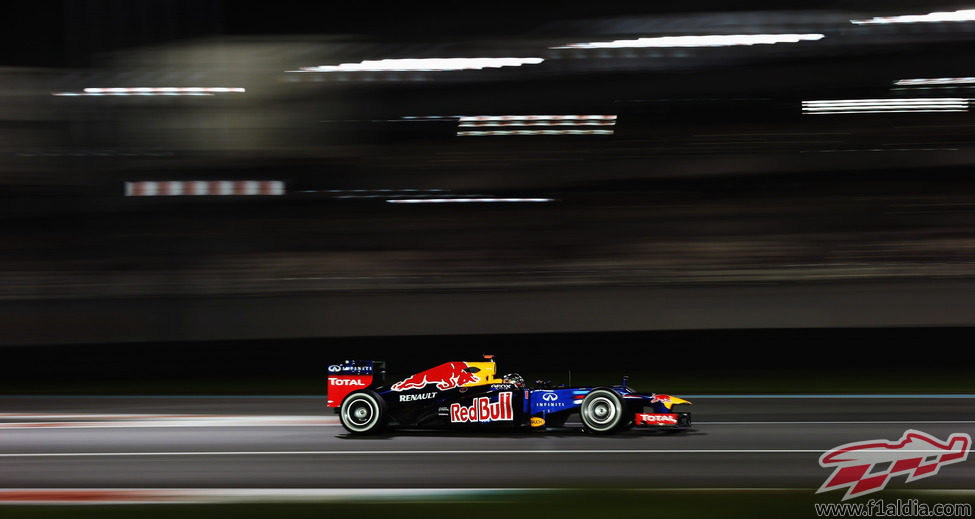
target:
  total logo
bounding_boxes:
[635,413,678,425]
[450,392,513,423]
[399,392,437,402]
[329,378,366,387]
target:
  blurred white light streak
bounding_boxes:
[86,87,245,93]
[54,87,244,97]
[0,415,337,429]
[55,92,213,96]
[802,148,960,153]
[803,98,966,105]
[457,130,614,136]
[387,198,553,204]
[895,77,975,86]
[459,115,616,122]
[460,121,615,127]
[852,9,975,25]
[552,33,824,49]
[290,57,544,72]
[802,98,968,114]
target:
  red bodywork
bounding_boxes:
[326,375,372,407]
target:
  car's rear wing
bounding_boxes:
[327,360,386,407]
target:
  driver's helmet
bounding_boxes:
[502,373,525,388]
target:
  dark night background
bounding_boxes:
[2,4,975,516]
[2,1,975,390]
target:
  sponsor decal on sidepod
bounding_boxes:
[450,392,513,423]
[399,392,437,402]
[535,391,567,409]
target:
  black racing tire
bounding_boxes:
[339,390,386,434]
[580,388,625,434]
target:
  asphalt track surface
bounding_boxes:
[1,396,972,491]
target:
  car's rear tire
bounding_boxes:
[580,389,625,434]
[340,390,386,434]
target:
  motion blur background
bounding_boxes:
[3,0,975,387]
[4,3,975,517]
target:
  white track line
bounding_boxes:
[0,487,546,504]
[0,422,340,430]
[1,416,972,429]
[4,487,972,504]
[697,421,975,425]
[0,415,340,429]
[2,449,971,458]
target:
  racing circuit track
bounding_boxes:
[1,396,972,495]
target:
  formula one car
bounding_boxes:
[327,356,692,435]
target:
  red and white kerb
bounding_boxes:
[125,181,284,197]
[455,115,617,136]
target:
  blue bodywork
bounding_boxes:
[528,386,672,418]
[529,389,588,415]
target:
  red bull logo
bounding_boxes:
[391,362,480,392]
[818,429,971,501]
[450,392,513,423]
[650,394,672,404]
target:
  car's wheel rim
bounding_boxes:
[586,395,617,430]
[343,397,378,431]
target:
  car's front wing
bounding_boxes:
[633,411,692,428]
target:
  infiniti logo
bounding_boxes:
[542,393,558,401]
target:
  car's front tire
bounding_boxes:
[339,390,386,434]
[580,389,625,434]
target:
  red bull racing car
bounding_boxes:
[327,356,692,435]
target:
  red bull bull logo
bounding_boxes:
[391,362,480,392]
[650,394,672,404]
[450,392,513,423]
[818,429,971,501]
